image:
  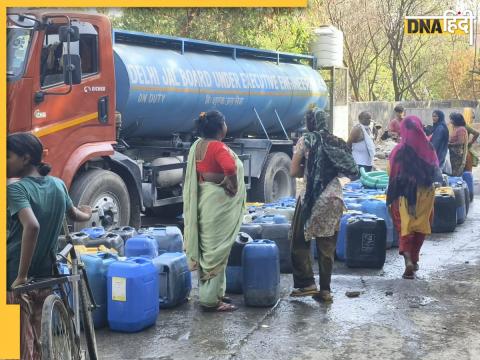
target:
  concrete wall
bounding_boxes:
[333,105,349,140]
[347,100,479,132]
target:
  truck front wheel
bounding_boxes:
[249,152,296,203]
[69,169,131,231]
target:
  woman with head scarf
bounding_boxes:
[429,110,449,171]
[448,112,469,176]
[387,116,440,280]
[290,108,358,302]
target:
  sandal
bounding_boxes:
[221,296,233,304]
[290,286,319,297]
[202,302,238,312]
[313,290,333,303]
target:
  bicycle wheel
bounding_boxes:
[79,276,98,360]
[41,294,78,360]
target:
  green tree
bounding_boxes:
[108,8,313,54]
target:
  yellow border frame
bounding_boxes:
[1,1,306,358]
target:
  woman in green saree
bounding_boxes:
[183,111,246,312]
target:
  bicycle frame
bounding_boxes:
[13,242,98,337]
[12,212,100,360]
[60,222,99,336]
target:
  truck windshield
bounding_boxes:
[7,28,32,79]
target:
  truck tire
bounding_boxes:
[249,152,296,203]
[70,169,131,231]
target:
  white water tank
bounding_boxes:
[311,25,344,68]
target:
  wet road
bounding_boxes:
[96,177,480,360]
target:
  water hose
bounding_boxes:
[360,167,389,189]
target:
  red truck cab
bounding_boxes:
[7,10,142,230]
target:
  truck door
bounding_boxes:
[33,18,114,181]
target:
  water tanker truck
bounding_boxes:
[7,10,328,230]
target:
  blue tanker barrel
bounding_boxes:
[113,32,328,138]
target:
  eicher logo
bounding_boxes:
[84,85,106,93]
[404,9,476,45]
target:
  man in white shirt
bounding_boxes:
[347,111,376,173]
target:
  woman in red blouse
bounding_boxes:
[183,111,246,312]
[195,114,238,193]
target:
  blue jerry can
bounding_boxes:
[125,235,159,259]
[243,240,280,307]
[152,252,192,308]
[107,257,159,332]
[81,252,118,328]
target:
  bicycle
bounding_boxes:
[13,221,99,360]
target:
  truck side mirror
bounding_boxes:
[63,54,82,85]
[59,25,80,42]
